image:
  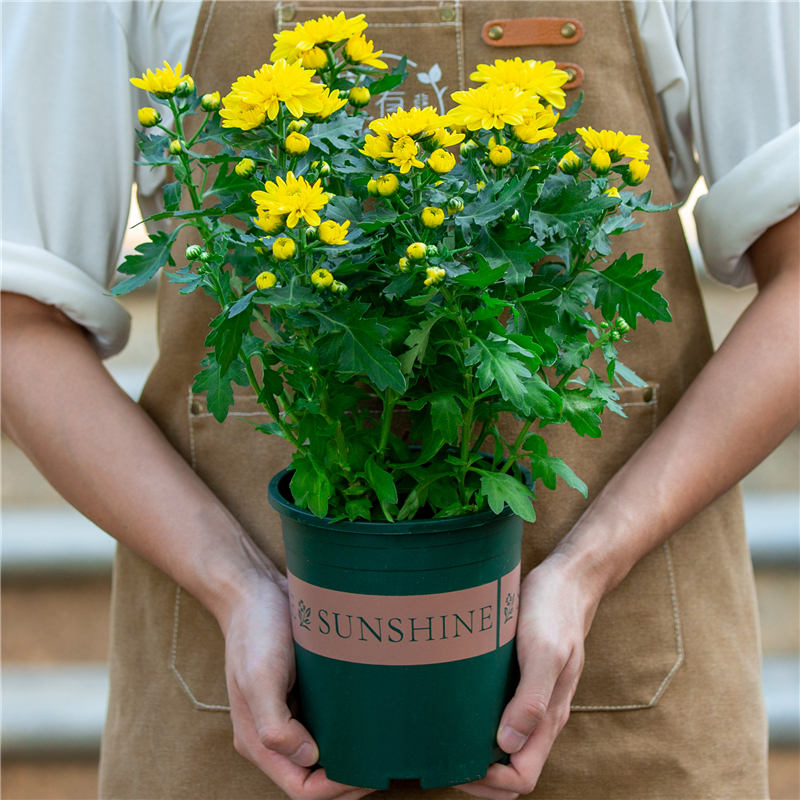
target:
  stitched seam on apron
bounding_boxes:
[169,586,232,711]
[190,0,217,76]
[571,540,684,712]
[188,389,198,470]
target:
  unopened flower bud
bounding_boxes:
[169,139,184,155]
[330,280,348,294]
[475,180,486,191]
[272,237,296,261]
[421,207,444,228]
[616,317,631,333]
[460,140,478,157]
[306,226,318,240]
[348,86,371,108]
[138,107,161,128]
[199,251,212,263]
[288,119,309,134]
[610,330,622,341]
[590,148,612,175]
[256,271,277,290]
[376,173,399,197]
[185,244,203,261]
[423,266,446,286]
[406,242,427,261]
[200,92,220,111]
[446,197,465,214]
[558,150,583,175]
[427,148,456,174]
[311,160,331,176]
[510,209,521,222]
[489,145,513,166]
[174,76,195,97]
[604,186,620,199]
[284,132,310,156]
[625,159,650,186]
[397,257,410,273]
[311,268,334,288]
[367,178,380,196]
[301,47,328,71]
[235,158,256,178]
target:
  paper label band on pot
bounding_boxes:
[287,563,521,666]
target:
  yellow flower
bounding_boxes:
[131,61,188,98]
[220,60,325,129]
[273,237,297,260]
[361,133,393,161]
[558,150,583,175]
[576,127,649,161]
[625,159,650,186]
[397,257,410,272]
[470,58,569,108]
[370,107,445,139]
[201,92,221,111]
[311,268,335,288]
[285,132,311,155]
[137,108,161,127]
[446,84,542,131]
[235,158,256,178]
[345,35,387,69]
[315,88,348,120]
[427,127,466,149]
[376,173,400,197]
[489,145,513,166]
[255,209,284,234]
[252,171,330,228]
[406,242,427,261]
[421,207,445,228]
[446,197,464,214]
[424,266,446,286]
[427,149,456,174]
[475,180,486,191]
[604,187,621,199]
[348,86,371,108]
[513,106,559,144]
[590,149,612,175]
[301,47,328,71]
[169,139,183,155]
[175,75,195,97]
[367,178,380,196]
[256,271,278,290]
[389,136,425,173]
[318,220,350,245]
[272,13,367,62]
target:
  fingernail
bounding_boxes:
[290,742,317,766]
[499,725,529,753]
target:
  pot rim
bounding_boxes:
[267,462,533,536]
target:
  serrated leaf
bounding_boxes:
[111,230,177,295]
[594,253,671,329]
[290,454,334,517]
[256,279,320,308]
[523,434,588,496]
[614,360,647,387]
[477,470,536,522]
[429,392,461,444]
[163,182,182,212]
[585,371,625,417]
[465,336,533,407]
[399,315,440,373]
[365,457,397,519]
[192,357,248,423]
[556,389,604,437]
[455,256,509,288]
[307,115,365,155]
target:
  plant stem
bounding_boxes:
[500,420,533,474]
[377,388,396,464]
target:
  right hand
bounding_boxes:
[222,561,374,800]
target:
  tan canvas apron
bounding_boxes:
[99,2,769,797]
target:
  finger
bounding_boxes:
[301,768,376,800]
[497,637,572,753]
[454,777,520,800]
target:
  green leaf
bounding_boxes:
[290,454,334,517]
[256,279,320,308]
[519,374,563,418]
[111,230,177,295]
[163,182,182,212]
[556,389,604,437]
[614,360,647,388]
[585,371,625,417]
[399,315,440,373]
[313,305,406,393]
[477,470,536,522]
[206,306,252,374]
[455,255,509,289]
[429,392,461,445]
[345,496,372,521]
[307,115,365,155]
[523,434,588,496]
[460,174,530,230]
[191,357,248,423]
[365,457,398,519]
[475,231,545,284]
[594,253,672,329]
[465,335,534,407]
[367,57,407,95]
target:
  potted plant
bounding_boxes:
[122,13,671,789]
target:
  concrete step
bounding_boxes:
[3,656,797,755]
[3,493,798,577]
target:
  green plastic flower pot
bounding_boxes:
[268,467,529,790]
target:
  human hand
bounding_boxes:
[455,557,600,799]
[221,559,374,800]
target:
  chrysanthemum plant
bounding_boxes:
[121,13,672,522]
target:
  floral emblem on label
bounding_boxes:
[297,599,312,630]
[503,592,517,624]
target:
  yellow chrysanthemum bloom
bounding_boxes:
[315,88,348,120]
[285,132,311,155]
[421,207,445,228]
[272,237,297,261]
[489,145,513,166]
[470,58,569,109]
[318,220,350,245]
[219,102,267,131]
[424,266,446,286]
[576,127,649,162]
[513,106,559,144]
[604,187,621,199]
[348,86,371,108]
[406,242,427,261]
[376,173,400,197]
[446,84,541,131]
[558,150,583,175]
[625,159,650,186]
[301,47,328,71]
[427,149,456,174]
[252,171,330,228]
[220,60,325,129]
[137,108,161,128]
[426,127,466,149]
[361,133,393,161]
[311,268,335,288]
[272,13,367,62]
[590,148,612,175]
[370,107,446,139]
[345,35,387,69]
[255,209,284,235]
[235,158,257,178]
[389,136,425,174]
[256,271,278,290]
[131,61,189,98]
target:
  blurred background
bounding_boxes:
[2,183,798,799]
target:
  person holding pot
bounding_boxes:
[2,1,798,798]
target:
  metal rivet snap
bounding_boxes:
[191,400,203,414]
[642,387,654,403]
[488,24,504,40]
[564,67,577,83]
[441,7,456,22]
[561,22,577,38]
[280,5,295,22]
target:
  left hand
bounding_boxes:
[455,556,601,800]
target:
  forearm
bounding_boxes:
[547,211,800,603]
[1,292,280,629]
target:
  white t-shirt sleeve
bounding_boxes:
[636,1,800,288]
[1,0,199,357]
